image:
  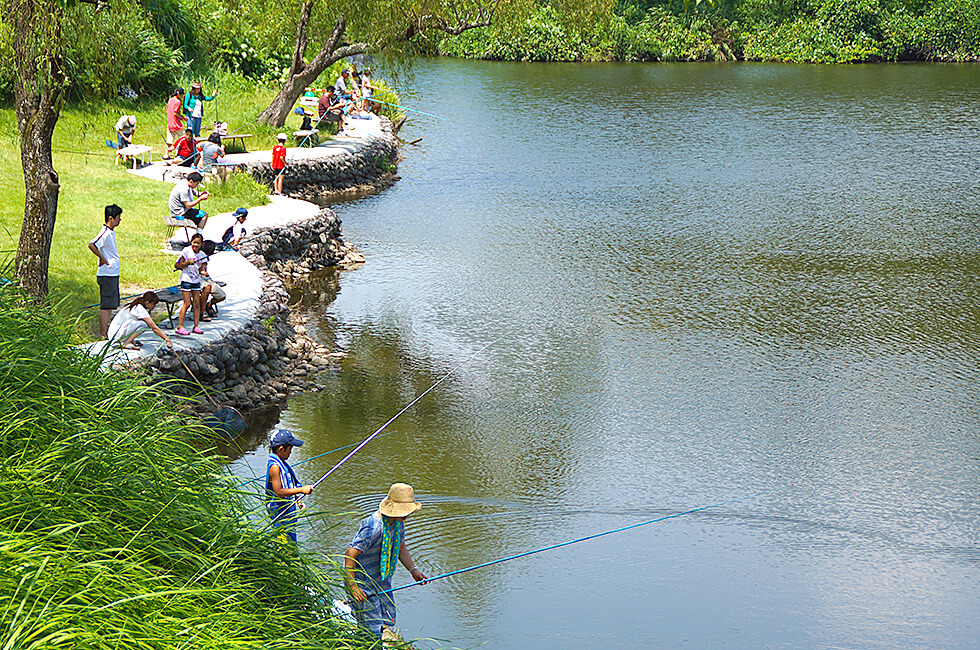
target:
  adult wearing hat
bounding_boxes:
[183,81,216,137]
[344,483,428,639]
[265,428,313,543]
[115,114,137,149]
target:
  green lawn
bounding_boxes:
[0,78,304,332]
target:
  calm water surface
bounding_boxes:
[232,61,980,648]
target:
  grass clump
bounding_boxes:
[0,284,375,649]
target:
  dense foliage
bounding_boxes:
[438,0,980,62]
[0,285,372,649]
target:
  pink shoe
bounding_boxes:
[192,326,204,334]
[175,327,190,336]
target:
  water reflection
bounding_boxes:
[229,61,980,648]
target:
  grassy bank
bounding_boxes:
[0,284,377,648]
[1,68,401,335]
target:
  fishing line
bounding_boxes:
[365,98,447,121]
[232,430,397,489]
[268,340,496,526]
[309,339,496,490]
[375,484,795,598]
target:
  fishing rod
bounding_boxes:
[269,340,496,525]
[366,97,447,121]
[310,339,496,490]
[233,430,397,489]
[375,484,795,598]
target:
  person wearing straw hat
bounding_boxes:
[183,81,216,137]
[266,428,313,544]
[344,483,428,639]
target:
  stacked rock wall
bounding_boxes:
[241,117,400,198]
[145,206,356,412]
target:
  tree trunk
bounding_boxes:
[7,0,66,301]
[257,14,368,127]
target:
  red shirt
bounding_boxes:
[175,136,194,158]
[272,144,286,170]
[166,96,184,131]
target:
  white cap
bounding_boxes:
[277,133,287,141]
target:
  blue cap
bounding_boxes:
[294,107,305,115]
[233,207,248,218]
[270,428,304,448]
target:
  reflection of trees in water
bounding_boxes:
[287,267,345,351]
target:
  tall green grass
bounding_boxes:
[0,284,378,649]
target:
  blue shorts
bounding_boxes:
[180,281,201,291]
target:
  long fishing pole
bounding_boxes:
[233,430,397,489]
[269,340,496,525]
[376,484,795,598]
[367,97,447,121]
[310,339,496,490]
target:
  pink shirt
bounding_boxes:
[166,96,184,131]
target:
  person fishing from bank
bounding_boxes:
[266,428,313,544]
[165,87,186,155]
[107,291,173,351]
[174,233,207,336]
[183,81,216,138]
[344,483,428,639]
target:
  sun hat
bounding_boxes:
[276,133,287,141]
[270,428,304,448]
[233,207,248,218]
[191,81,203,89]
[378,483,422,518]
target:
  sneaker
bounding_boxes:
[192,326,204,334]
[175,327,190,336]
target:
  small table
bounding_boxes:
[219,133,252,152]
[116,144,153,169]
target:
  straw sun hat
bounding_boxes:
[378,483,422,518]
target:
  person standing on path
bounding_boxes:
[183,81,216,138]
[88,204,123,338]
[266,428,313,544]
[174,233,208,336]
[272,133,287,195]
[165,87,185,156]
[344,483,428,639]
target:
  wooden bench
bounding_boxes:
[219,133,252,152]
[293,129,319,147]
[164,214,193,242]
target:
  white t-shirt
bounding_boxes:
[179,247,206,285]
[335,76,348,96]
[107,303,151,342]
[89,225,120,277]
[361,75,372,98]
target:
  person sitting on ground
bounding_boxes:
[165,87,186,156]
[174,233,208,336]
[266,428,313,544]
[317,86,344,134]
[272,134,287,195]
[221,207,249,249]
[107,291,173,351]
[197,132,226,173]
[115,114,137,150]
[168,171,209,235]
[344,483,428,640]
[170,128,197,167]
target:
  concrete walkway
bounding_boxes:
[80,113,385,368]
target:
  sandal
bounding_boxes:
[175,327,190,336]
[200,315,212,322]
[121,342,140,350]
[192,327,204,335]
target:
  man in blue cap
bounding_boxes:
[266,428,313,543]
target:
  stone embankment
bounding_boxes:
[146,208,361,414]
[239,117,400,199]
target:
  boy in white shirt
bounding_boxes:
[87,204,123,338]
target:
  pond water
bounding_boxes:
[231,61,980,648]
